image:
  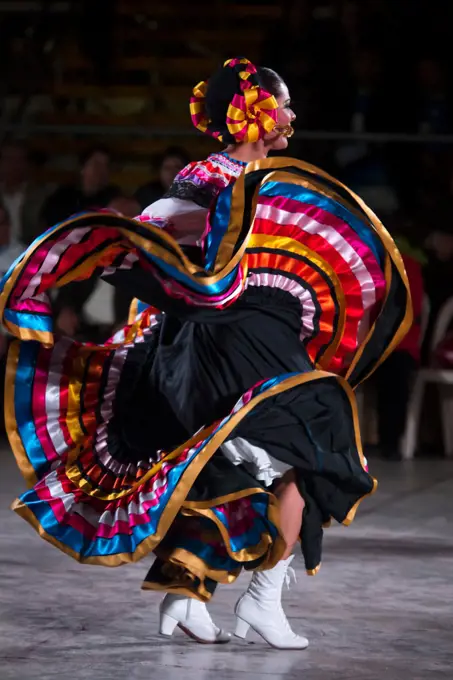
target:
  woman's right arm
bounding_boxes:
[140,196,209,246]
[139,159,221,246]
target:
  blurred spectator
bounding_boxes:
[421,214,453,363]
[415,57,452,135]
[0,328,7,436]
[108,195,142,327]
[0,202,25,275]
[342,144,402,217]
[52,194,139,340]
[108,195,140,218]
[0,140,50,245]
[332,48,399,214]
[334,47,392,133]
[41,145,121,227]
[417,160,453,358]
[134,147,191,212]
[374,234,425,459]
[0,202,25,437]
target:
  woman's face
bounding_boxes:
[266,83,296,151]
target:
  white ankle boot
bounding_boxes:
[234,555,309,649]
[159,594,231,644]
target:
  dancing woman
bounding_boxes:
[0,58,412,649]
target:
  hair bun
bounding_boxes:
[190,57,279,144]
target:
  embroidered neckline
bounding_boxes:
[207,152,247,173]
[218,151,248,167]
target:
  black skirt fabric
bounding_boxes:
[0,158,411,600]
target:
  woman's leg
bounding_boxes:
[153,468,307,647]
[273,469,304,558]
[233,467,308,649]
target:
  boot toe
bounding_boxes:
[215,628,232,643]
[282,635,309,650]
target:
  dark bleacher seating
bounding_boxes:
[0,0,282,190]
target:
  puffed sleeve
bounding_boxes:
[140,159,231,245]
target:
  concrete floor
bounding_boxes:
[1,447,453,680]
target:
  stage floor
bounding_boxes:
[1,448,452,680]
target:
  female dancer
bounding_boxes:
[0,58,412,650]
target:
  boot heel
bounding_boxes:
[159,613,179,637]
[234,617,250,639]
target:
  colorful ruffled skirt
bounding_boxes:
[0,158,411,600]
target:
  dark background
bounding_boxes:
[1,0,453,455]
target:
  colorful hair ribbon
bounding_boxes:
[190,57,278,143]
